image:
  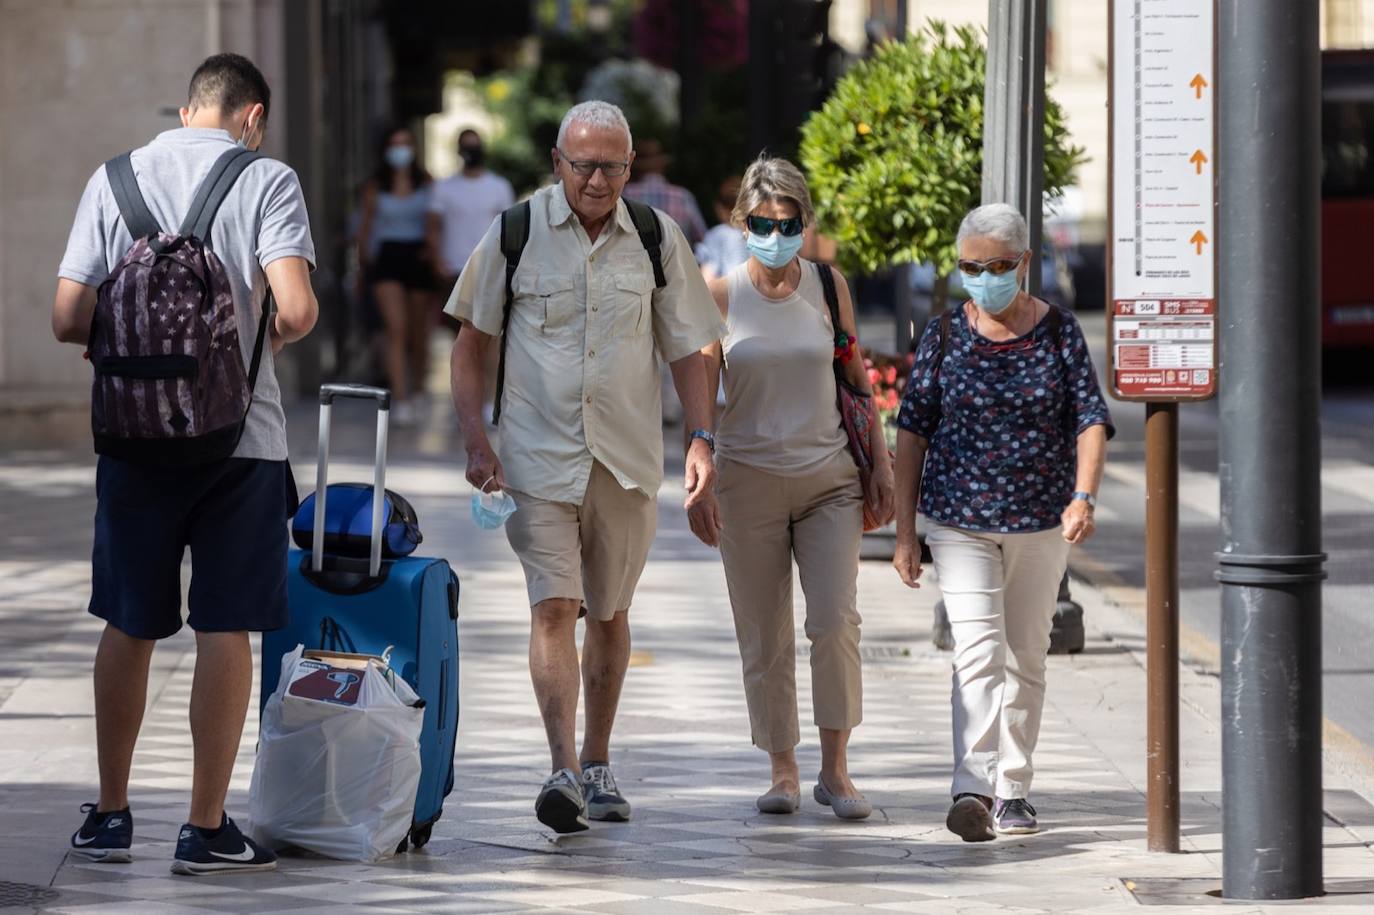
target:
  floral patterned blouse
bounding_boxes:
[897,302,1115,533]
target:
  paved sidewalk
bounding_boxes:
[2,402,1373,914]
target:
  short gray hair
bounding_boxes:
[957,203,1030,252]
[732,156,816,228]
[556,100,633,153]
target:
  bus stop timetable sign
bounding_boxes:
[1107,0,1217,402]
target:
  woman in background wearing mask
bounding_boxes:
[890,203,1113,842]
[358,125,435,426]
[692,156,894,820]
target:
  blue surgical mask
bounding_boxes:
[470,479,517,530]
[746,231,804,269]
[385,145,415,170]
[963,268,1022,315]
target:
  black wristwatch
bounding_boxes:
[689,429,716,453]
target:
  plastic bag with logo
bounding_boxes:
[247,645,424,862]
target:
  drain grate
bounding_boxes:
[0,881,59,906]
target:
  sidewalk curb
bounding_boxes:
[1069,551,1374,813]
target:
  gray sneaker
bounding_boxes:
[535,768,589,834]
[581,761,632,822]
[994,797,1039,834]
[946,793,996,842]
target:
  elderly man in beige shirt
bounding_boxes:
[446,101,726,834]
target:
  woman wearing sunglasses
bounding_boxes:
[891,203,1114,841]
[690,156,894,819]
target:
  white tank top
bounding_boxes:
[715,259,849,473]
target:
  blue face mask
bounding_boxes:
[962,264,1023,315]
[385,145,415,170]
[747,231,804,269]
[470,479,517,530]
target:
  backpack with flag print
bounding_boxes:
[88,146,271,464]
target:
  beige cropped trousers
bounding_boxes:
[716,451,865,753]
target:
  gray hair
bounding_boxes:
[957,203,1030,252]
[556,100,633,153]
[732,156,816,228]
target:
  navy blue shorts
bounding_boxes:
[90,457,298,640]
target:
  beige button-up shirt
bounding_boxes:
[445,182,726,504]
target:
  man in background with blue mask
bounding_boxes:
[443,101,726,834]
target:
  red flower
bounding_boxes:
[867,367,882,385]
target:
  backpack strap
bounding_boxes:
[816,262,845,383]
[179,147,262,245]
[624,199,667,288]
[491,200,532,426]
[104,153,163,243]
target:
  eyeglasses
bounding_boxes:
[557,149,629,178]
[745,214,804,237]
[958,254,1024,277]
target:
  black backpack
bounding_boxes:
[91,147,270,463]
[491,198,667,425]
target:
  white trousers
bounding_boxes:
[926,521,1071,800]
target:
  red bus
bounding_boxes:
[1323,49,1374,349]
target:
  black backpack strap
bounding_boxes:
[624,199,667,288]
[104,153,163,242]
[492,201,532,426]
[816,262,845,382]
[179,147,262,244]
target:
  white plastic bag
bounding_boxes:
[248,645,423,862]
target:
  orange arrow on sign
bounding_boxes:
[1190,230,1209,254]
[1190,149,1208,174]
[1190,73,1208,99]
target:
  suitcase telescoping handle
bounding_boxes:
[313,384,390,577]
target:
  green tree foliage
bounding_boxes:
[799,23,1086,277]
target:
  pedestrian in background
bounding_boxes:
[52,52,317,875]
[428,128,515,293]
[357,125,435,425]
[695,175,749,282]
[447,101,725,834]
[623,137,707,247]
[891,203,1113,841]
[694,156,894,820]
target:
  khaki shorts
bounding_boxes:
[504,461,657,620]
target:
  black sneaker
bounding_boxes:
[535,767,589,834]
[70,803,133,863]
[170,815,276,876]
[581,761,632,822]
[946,793,996,843]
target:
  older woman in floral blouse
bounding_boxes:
[891,203,1113,842]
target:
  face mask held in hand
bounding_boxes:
[470,477,517,530]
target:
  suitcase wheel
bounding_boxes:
[410,823,433,849]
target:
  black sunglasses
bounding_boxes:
[746,214,804,237]
[957,254,1024,277]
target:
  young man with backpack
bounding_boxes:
[446,101,725,833]
[51,53,318,875]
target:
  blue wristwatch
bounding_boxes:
[1071,491,1097,508]
[689,429,716,453]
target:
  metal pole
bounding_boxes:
[1217,0,1325,900]
[747,0,777,156]
[1144,402,1179,852]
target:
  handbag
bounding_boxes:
[816,263,890,531]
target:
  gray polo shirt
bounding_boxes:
[58,127,316,462]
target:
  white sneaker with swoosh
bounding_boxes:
[170,815,276,876]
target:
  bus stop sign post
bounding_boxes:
[1108,0,1219,855]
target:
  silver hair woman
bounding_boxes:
[891,202,1114,840]
[690,155,895,820]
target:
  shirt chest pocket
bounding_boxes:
[607,272,654,337]
[514,273,579,334]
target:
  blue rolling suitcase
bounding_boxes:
[261,384,459,851]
